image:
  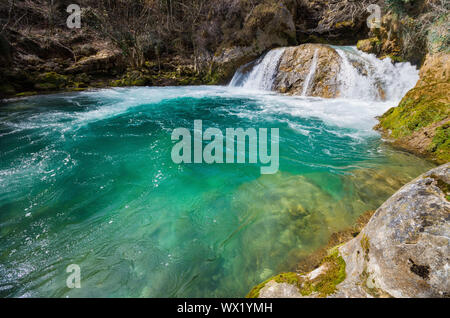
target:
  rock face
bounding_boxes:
[250,164,450,298]
[273,44,341,97]
[210,1,297,83]
[376,52,450,164]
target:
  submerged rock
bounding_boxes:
[248,163,450,298]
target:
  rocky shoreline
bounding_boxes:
[248,163,450,298]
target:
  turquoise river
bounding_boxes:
[0,48,436,297]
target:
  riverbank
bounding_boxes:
[248,163,449,298]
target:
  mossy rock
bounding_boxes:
[35,72,69,91]
[246,272,301,299]
[15,91,38,97]
[299,249,346,297]
[377,76,449,164]
[357,37,381,55]
[247,248,346,298]
[378,83,450,137]
[429,123,450,163]
[381,54,406,63]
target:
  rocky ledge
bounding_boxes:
[248,163,450,298]
[273,44,341,98]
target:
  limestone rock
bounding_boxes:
[66,49,124,75]
[356,38,381,55]
[211,1,296,83]
[273,44,341,98]
[418,52,450,86]
[336,163,450,298]
[249,164,450,298]
[259,281,303,298]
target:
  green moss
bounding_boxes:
[385,54,406,63]
[357,37,380,48]
[306,249,346,297]
[429,123,450,163]
[15,91,37,97]
[246,272,303,298]
[272,272,302,286]
[35,72,69,91]
[378,83,449,138]
[335,20,355,29]
[203,69,227,85]
[247,249,346,298]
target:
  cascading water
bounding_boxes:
[229,48,286,90]
[334,46,419,101]
[230,45,419,103]
[302,48,319,96]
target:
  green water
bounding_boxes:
[0,86,434,297]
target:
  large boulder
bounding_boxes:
[65,48,124,75]
[273,44,341,97]
[249,164,450,298]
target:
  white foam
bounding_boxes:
[229,48,286,90]
[230,45,419,103]
[335,46,419,102]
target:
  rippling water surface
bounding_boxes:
[0,86,434,297]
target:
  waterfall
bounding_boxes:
[302,49,319,96]
[229,45,419,102]
[229,48,286,90]
[335,46,419,101]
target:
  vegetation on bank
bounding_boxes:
[247,248,346,298]
[377,82,449,163]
